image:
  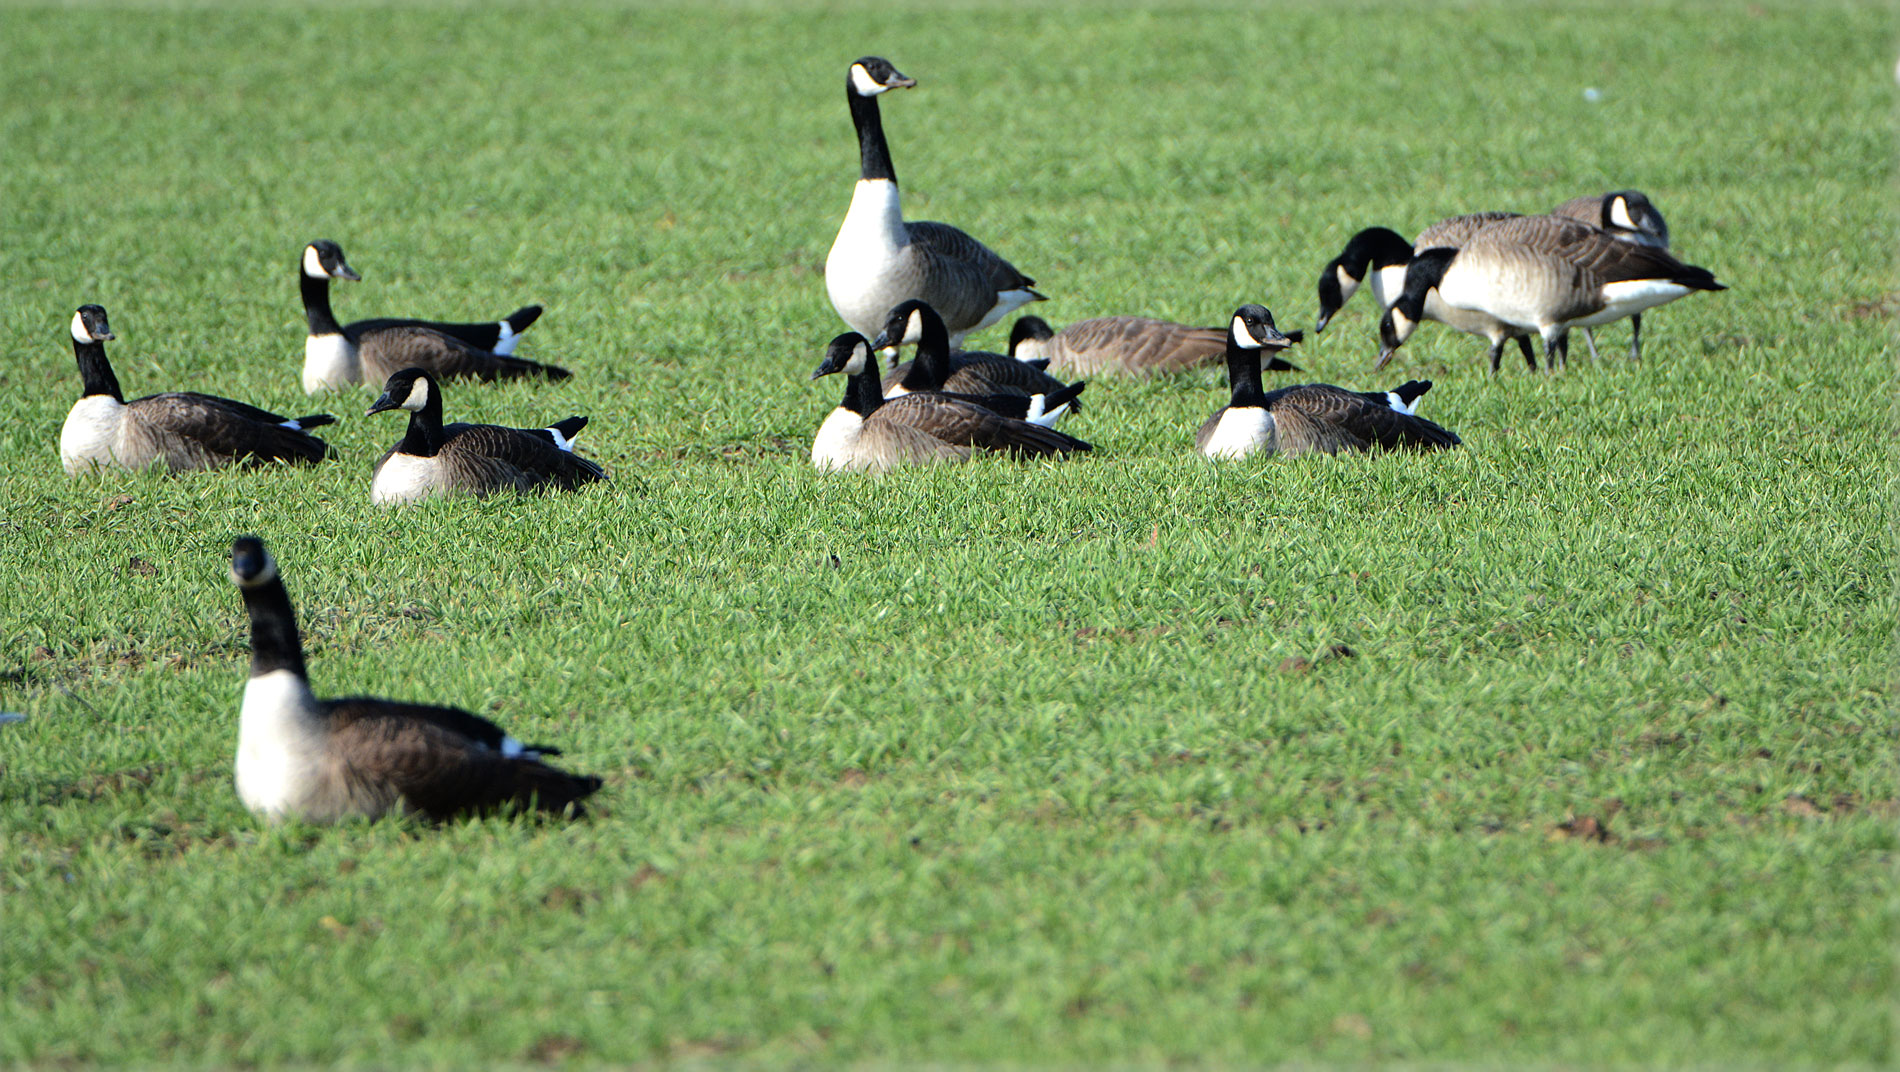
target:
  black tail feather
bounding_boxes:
[505,305,544,333]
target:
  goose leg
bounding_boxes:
[1543,332,1566,373]
[1487,337,1505,374]
[1629,314,1643,362]
[1516,335,1537,372]
[1582,328,1601,362]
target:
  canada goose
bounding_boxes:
[824,57,1045,347]
[60,305,336,475]
[810,333,1090,473]
[228,536,601,822]
[300,240,566,392]
[1381,214,1725,370]
[1197,305,1459,460]
[874,300,1078,406]
[1008,315,1301,377]
[1549,190,1671,361]
[365,368,605,504]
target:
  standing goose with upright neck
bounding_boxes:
[228,536,601,822]
[60,304,336,475]
[300,240,565,393]
[825,57,1046,347]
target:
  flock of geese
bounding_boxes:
[47,56,1728,824]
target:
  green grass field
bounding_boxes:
[2,1,1894,1066]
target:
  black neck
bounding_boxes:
[848,85,897,184]
[242,574,309,679]
[397,391,447,457]
[844,352,885,417]
[73,337,123,401]
[1225,344,1266,409]
[898,315,952,391]
[301,272,343,336]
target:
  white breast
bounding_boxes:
[371,452,446,505]
[825,179,908,336]
[302,333,360,393]
[235,669,328,820]
[60,396,128,474]
[810,407,866,472]
[1201,406,1274,460]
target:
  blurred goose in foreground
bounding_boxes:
[228,536,601,822]
[1198,305,1459,460]
[1548,190,1672,361]
[811,333,1090,473]
[824,57,1045,346]
[1008,314,1300,377]
[61,304,335,475]
[1382,214,1725,370]
[300,240,564,392]
[365,368,604,504]
[875,300,1079,409]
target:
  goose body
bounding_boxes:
[300,241,562,392]
[228,537,600,822]
[1548,190,1672,361]
[874,300,1080,414]
[810,333,1089,473]
[824,57,1045,347]
[1009,315,1301,377]
[60,305,335,475]
[1198,305,1459,460]
[1383,214,1724,370]
[366,368,604,504]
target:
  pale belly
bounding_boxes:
[810,407,865,472]
[60,396,128,474]
[303,334,360,393]
[371,453,447,504]
[1201,407,1273,460]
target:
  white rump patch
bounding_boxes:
[1025,393,1069,428]
[1201,406,1273,460]
[810,407,866,471]
[544,426,574,452]
[1385,391,1417,416]
[493,320,520,356]
[1230,315,1262,350]
[1585,279,1694,326]
[302,333,359,393]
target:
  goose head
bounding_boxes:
[870,299,940,350]
[71,304,115,344]
[230,536,279,588]
[1377,248,1456,363]
[1008,315,1055,362]
[1603,190,1669,246]
[1316,227,1412,333]
[302,240,361,282]
[849,56,915,96]
[812,333,873,380]
[366,367,438,416]
[1227,304,1292,351]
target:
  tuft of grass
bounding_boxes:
[1,1,1893,1067]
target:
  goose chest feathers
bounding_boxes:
[366,367,605,504]
[300,240,565,392]
[228,537,601,822]
[1198,304,1461,460]
[60,305,336,475]
[824,57,1046,347]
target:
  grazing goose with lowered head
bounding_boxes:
[811,333,1090,473]
[1548,190,1672,361]
[300,240,566,392]
[61,304,336,475]
[875,300,1079,410]
[1198,304,1459,460]
[825,57,1045,347]
[365,368,605,505]
[1008,314,1300,377]
[228,536,601,822]
[1380,213,1724,371]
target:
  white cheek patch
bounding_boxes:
[71,311,92,343]
[302,245,329,278]
[1230,315,1262,349]
[904,311,925,345]
[850,65,888,96]
[1335,264,1361,302]
[232,553,280,588]
[1609,197,1637,232]
[402,378,430,412]
[1391,309,1417,343]
[844,347,868,375]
